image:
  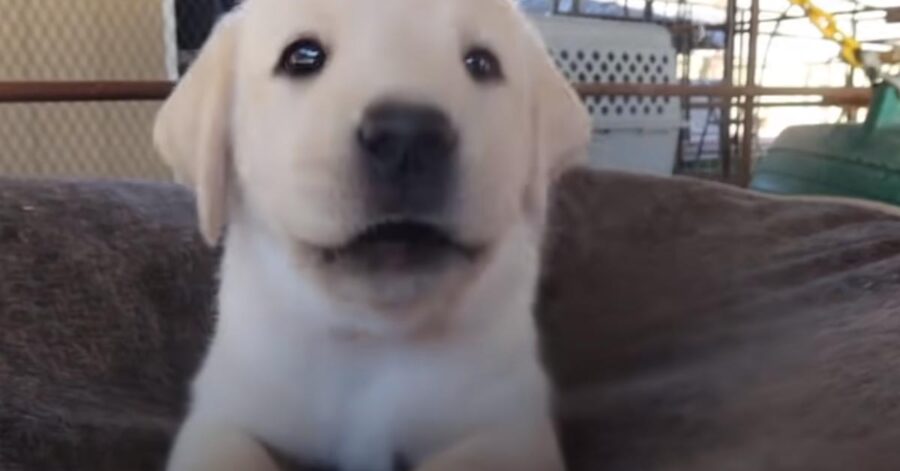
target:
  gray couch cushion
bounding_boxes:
[0,178,217,471]
[2,169,900,471]
[543,171,900,471]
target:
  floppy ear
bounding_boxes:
[529,37,592,181]
[522,21,592,217]
[153,11,241,245]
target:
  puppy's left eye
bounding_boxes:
[276,38,328,77]
[464,48,503,82]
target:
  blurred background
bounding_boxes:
[0,0,898,201]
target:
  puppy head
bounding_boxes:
[154,0,590,315]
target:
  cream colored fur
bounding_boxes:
[153,0,590,470]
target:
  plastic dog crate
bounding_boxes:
[531,15,681,176]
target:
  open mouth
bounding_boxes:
[321,219,479,269]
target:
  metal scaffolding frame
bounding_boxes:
[549,0,898,184]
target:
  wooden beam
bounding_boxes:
[0,81,173,103]
[886,7,900,23]
[0,81,874,105]
[576,83,873,101]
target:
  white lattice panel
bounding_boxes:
[532,15,681,176]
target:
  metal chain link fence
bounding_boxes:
[0,0,234,180]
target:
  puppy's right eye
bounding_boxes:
[276,39,328,77]
[464,47,503,83]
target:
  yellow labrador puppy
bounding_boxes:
[154,0,590,469]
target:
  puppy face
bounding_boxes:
[154,0,590,315]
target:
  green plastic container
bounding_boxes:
[750,83,900,205]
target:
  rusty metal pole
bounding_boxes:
[845,10,859,123]
[720,0,737,180]
[740,0,760,186]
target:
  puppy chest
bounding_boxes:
[251,349,521,470]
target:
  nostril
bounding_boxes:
[357,125,393,160]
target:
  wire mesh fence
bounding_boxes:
[0,0,234,180]
[0,101,167,179]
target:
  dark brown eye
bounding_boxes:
[464,47,503,82]
[277,38,327,77]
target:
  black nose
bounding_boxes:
[358,102,458,178]
[357,102,458,213]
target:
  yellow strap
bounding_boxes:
[787,0,862,67]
